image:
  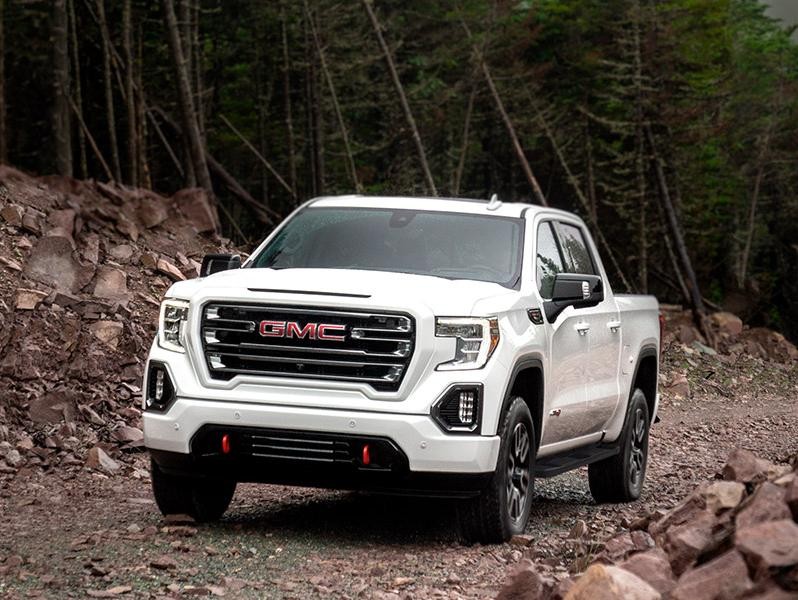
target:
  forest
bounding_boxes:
[1,0,797,340]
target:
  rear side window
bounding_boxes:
[557,223,595,275]
[535,222,564,299]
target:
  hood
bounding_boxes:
[166,267,517,315]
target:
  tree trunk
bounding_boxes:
[53,0,73,176]
[453,85,476,196]
[646,125,710,335]
[0,0,6,164]
[122,0,137,186]
[461,22,546,206]
[135,23,150,188]
[304,12,324,196]
[306,1,361,193]
[67,0,87,177]
[161,0,217,228]
[362,0,437,196]
[281,7,297,196]
[192,1,204,137]
[95,0,122,181]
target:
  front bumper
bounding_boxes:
[143,397,501,475]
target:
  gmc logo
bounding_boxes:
[259,320,346,341]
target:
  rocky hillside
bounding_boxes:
[0,166,238,474]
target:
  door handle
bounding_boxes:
[574,322,591,336]
[607,320,622,333]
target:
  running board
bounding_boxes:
[534,443,620,478]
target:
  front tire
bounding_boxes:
[458,397,535,544]
[151,459,236,522]
[588,388,650,503]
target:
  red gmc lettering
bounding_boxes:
[258,320,346,341]
[286,322,317,338]
[259,320,285,337]
[317,324,347,341]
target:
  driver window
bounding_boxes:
[536,222,565,299]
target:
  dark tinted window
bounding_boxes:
[251,207,524,287]
[558,223,595,275]
[536,222,564,299]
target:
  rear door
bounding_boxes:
[534,220,590,446]
[554,221,622,434]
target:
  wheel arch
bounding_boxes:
[498,356,544,451]
[630,345,658,422]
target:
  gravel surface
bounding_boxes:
[0,347,796,599]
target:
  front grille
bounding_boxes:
[200,303,415,391]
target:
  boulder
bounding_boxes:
[112,426,143,444]
[619,549,676,597]
[661,510,717,575]
[667,374,690,399]
[86,446,120,474]
[670,550,753,600]
[24,235,92,292]
[676,324,698,345]
[711,312,743,337]
[15,288,48,310]
[173,187,216,233]
[28,390,77,424]
[89,320,124,349]
[1,203,22,225]
[785,476,798,521]
[108,244,135,262]
[735,482,792,530]
[137,195,170,229]
[702,481,746,514]
[564,564,660,600]
[156,258,186,281]
[735,519,798,578]
[496,559,546,600]
[722,448,772,484]
[46,208,76,238]
[93,266,128,301]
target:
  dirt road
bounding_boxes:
[1,349,796,599]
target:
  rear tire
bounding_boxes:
[588,388,650,503]
[458,397,535,544]
[151,459,236,522]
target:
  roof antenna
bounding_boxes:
[487,193,502,211]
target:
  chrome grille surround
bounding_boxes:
[201,303,415,392]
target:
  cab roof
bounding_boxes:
[309,194,577,221]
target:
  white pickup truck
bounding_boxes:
[143,195,660,543]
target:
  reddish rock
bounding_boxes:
[711,312,744,337]
[736,482,792,530]
[89,320,124,349]
[174,187,216,233]
[785,476,798,521]
[670,550,753,600]
[85,446,120,473]
[702,481,746,514]
[735,519,798,578]
[496,559,545,600]
[1,204,22,225]
[620,549,676,597]
[650,487,707,537]
[667,374,690,398]
[722,448,772,484]
[24,235,93,292]
[677,324,698,345]
[93,266,128,301]
[112,426,143,444]
[662,510,717,575]
[28,391,77,424]
[108,244,135,262]
[564,564,660,600]
[156,258,186,281]
[15,288,48,310]
[137,195,170,229]
[46,208,76,237]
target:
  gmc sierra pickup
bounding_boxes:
[143,195,660,543]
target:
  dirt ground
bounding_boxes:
[1,349,796,599]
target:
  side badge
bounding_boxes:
[527,308,544,325]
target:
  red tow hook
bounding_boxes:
[362,443,371,466]
[221,433,231,455]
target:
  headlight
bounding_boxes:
[158,299,189,352]
[435,317,499,371]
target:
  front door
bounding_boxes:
[534,221,590,446]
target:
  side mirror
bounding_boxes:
[200,253,241,277]
[544,273,603,322]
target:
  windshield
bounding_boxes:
[250,207,524,288]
